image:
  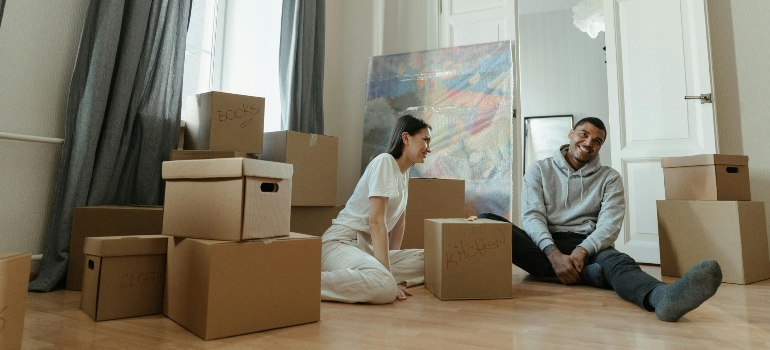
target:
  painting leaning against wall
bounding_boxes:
[362,41,515,219]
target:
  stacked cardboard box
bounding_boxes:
[657,154,770,284]
[402,178,465,249]
[0,253,31,350]
[161,94,322,340]
[81,236,168,321]
[67,206,163,291]
[260,131,341,237]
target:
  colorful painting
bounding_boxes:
[362,41,515,219]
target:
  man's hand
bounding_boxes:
[396,285,413,301]
[570,247,589,272]
[546,248,581,285]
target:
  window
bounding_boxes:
[183,0,283,132]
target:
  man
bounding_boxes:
[482,117,722,322]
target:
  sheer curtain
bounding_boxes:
[279,0,325,134]
[29,0,192,292]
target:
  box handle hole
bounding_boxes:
[260,183,279,193]
[88,260,94,270]
[726,167,739,173]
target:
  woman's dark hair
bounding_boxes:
[386,115,431,159]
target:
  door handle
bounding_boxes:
[684,93,712,104]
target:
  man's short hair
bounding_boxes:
[574,117,607,137]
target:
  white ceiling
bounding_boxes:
[518,0,584,15]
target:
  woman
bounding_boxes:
[321,115,431,304]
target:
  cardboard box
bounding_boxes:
[424,218,512,300]
[163,158,293,241]
[290,205,345,237]
[402,178,465,249]
[165,233,321,340]
[184,91,265,153]
[67,206,163,291]
[81,236,167,321]
[0,253,31,350]
[657,200,770,284]
[661,154,750,201]
[259,131,338,206]
[169,150,257,161]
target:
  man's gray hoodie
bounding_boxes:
[521,144,625,256]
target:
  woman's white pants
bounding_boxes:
[321,225,424,304]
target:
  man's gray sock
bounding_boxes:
[648,259,722,322]
[580,263,605,288]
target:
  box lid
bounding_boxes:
[186,232,320,247]
[83,235,168,257]
[410,177,463,181]
[661,154,749,168]
[162,158,293,180]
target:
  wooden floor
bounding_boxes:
[20,265,770,349]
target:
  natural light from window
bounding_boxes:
[182,0,283,132]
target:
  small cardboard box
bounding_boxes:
[657,200,770,284]
[0,253,31,350]
[661,154,750,201]
[184,91,265,153]
[402,178,465,249]
[163,158,293,241]
[81,236,167,321]
[259,131,338,206]
[290,205,345,237]
[169,150,257,161]
[67,206,163,291]
[424,218,512,300]
[165,233,321,341]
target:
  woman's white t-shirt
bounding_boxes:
[332,153,409,233]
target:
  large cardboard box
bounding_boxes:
[260,131,338,206]
[67,206,163,291]
[81,236,167,321]
[169,150,257,161]
[290,205,345,237]
[165,233,321,340]
[402,178,465,249]
[424,219,512,300]
[184,91,265,153]
[661,154,750,201]
[163,158,293,241]
[657,200,770,284]
[0,253,31,350]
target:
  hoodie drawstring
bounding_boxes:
[564,169,570,208]
[579,168,585,204]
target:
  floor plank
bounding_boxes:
[21,265,770,349]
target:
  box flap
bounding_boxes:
[188,232,320,247]
[410,177,463,181]
[661,154,749,168]
[0,252,31,260]
[83,235,169,257]
[163,158,292,180]
[75,205,163,211]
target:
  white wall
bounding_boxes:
[708,0,770,250]
[518,9,611,165]
[324,0,437,204]
[0,0,89,273]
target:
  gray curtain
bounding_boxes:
[279,0,325,134]
[0,0,6,29]
[29,0,191,292]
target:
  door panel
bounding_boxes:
[440,0,515,47]
[606,0,716,263]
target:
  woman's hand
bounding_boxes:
[396,285,413,300]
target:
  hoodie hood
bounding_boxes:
[554,144,602,177]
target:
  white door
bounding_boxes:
[605,0,716,263]
[439,0,516,47]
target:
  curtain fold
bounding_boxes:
[0,0,6,29]
[29,0,191,292]
[279,0,325,134]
